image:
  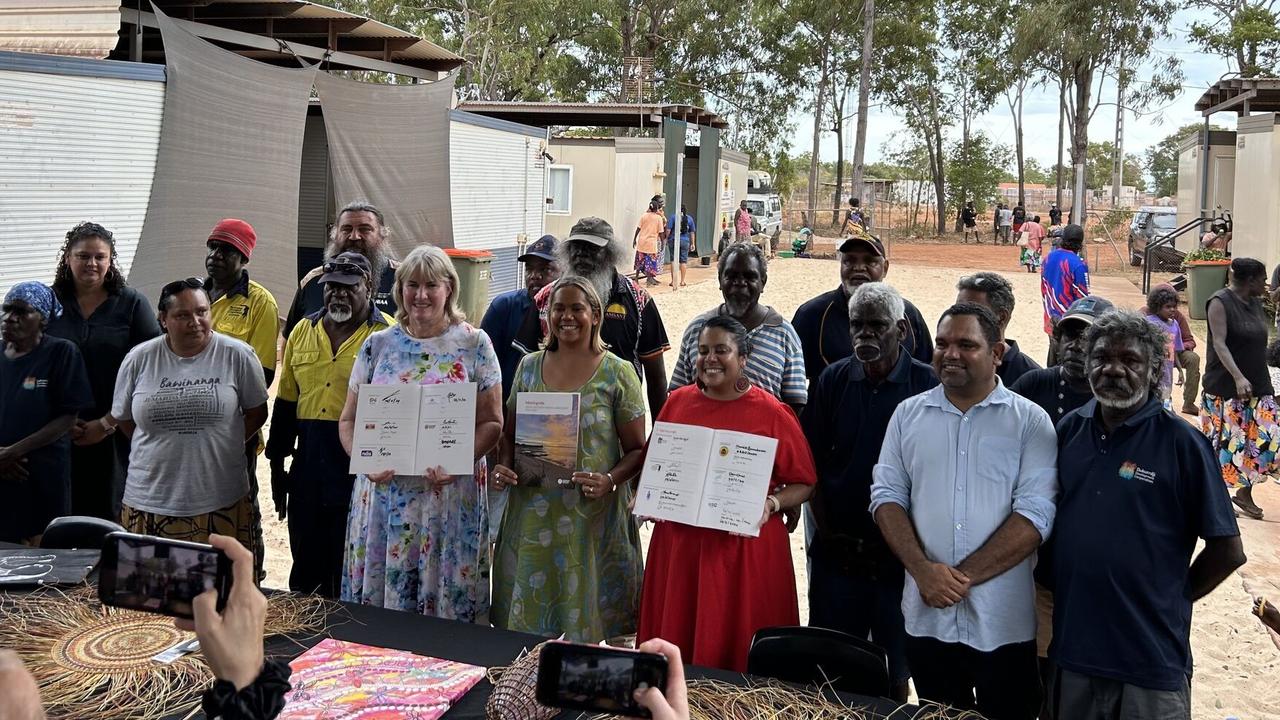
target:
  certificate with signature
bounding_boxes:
[632,422,777,537]
[350,383,476,476]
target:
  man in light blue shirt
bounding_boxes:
[870,303,1057,720]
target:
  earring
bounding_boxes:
[735,377,750,393]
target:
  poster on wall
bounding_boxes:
[720,162,734,231]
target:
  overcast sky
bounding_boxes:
[788,9,1236,176]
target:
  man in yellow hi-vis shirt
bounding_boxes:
[204,218,279,580]
[266,252,391,597]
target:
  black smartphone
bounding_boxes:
[97,532,232,619]
[535,640,669,718]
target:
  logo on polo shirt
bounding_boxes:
[226,304,249,318]
[1119,461,1156,484]
[605,302,627,320]
[21,376,46,390]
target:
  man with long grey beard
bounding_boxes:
[267,252,392,597]
[1044,310,1244,720]
[284,201,398,338]
[513,216,671,416]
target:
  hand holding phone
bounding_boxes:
[535,640,671,719]
[97,532,231,620]
[632,639,689,720]
[175,534,267,691]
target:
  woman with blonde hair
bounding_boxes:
[489,275,647,641]
[338,244,504,621]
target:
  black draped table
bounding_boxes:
[0,543,926,719]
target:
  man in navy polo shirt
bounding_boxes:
[801,282,938,702]
[791,228,933,383]
[1049,310,1245,719]
[480,234,560,402]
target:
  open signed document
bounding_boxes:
[349,383,477,476]
[633,421,777,537]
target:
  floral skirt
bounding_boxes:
[121,493,259,578]
[1200,393,1280,488]
[1020,247,1041,269]
[634,251,661,277]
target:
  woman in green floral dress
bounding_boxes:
[490,276,648,642]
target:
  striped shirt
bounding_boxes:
[668,305,807,406]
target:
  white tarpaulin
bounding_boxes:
[314,72,456,255]
[132,8,316,310]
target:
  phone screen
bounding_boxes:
[98,532,228,619]
[536,641,668,718]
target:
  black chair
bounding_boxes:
[746,625,892,699]
[39,516,125,550]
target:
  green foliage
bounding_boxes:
[1022,158,1054,185]
[1085,141,1145,191]
[1189,1,1280,77]
[946,132,1011,211]
[1144,122,1228,197]
[1183,247,1229,267]
[338,0,801,156]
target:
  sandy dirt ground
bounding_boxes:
[258,240,1279,718]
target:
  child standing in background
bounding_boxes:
[1144,285,1185,410]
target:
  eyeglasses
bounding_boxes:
[160,277,204,299]
[322,261,369,279]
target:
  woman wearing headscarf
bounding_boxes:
[47,222,160,520]
[0,282,93,544]
[1202,257,1277,520]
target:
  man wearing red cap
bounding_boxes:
[205,218,280,580]
[205,219,280,383]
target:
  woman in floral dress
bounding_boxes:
[1201,257,1277,520]
[338,245,504,620]
[490,276,647,642]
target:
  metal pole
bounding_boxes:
[1112,78,1125,207]
[1072,163,1086,224]
[1200,116,1211,221]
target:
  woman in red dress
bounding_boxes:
[637,315,816,672]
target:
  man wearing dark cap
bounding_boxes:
[266,252,391,597]
[1041,223,1090,365]
[204,217,279,581]
[284,200,397,338]
[1012,295,1111,426]
[792,228,934,384]
[481,234,561,402]
[514,217,670,416]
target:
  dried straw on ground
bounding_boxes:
[0,585,332,720]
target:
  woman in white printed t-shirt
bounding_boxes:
[79,278,269,574]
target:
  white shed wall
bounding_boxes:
[0,67,163,297]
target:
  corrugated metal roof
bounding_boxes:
[1,1,463,74]
[0,1,121,57]
[458,101,728,129]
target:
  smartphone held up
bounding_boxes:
[536,640,669,718]
[97,531,232,619]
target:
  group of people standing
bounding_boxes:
[0,197,1268,720]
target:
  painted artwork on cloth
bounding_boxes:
[280,638,485,719]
